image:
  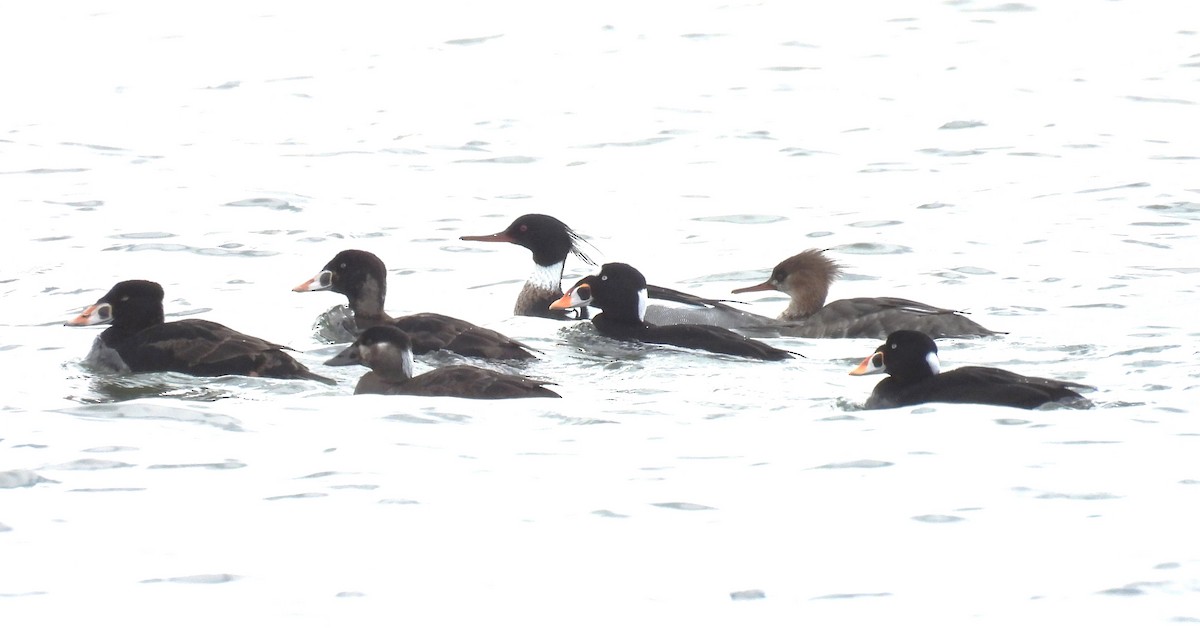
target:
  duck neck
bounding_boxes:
[781,284,830,321]
[598,288,649,326]
[517,261,566,315]
[371,346,415,383]
[102,303,164,344]
[347,274,389,326]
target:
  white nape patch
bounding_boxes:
[637,288,648,322]
[926,351,941,375]
[401,347,415,379]
[528,261,564,292]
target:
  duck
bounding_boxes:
[459,213,785,332]
[731,249,1001,339]
[65,279,334,384]
[325,325,560,399]
[459,213,594,320]
[549,262,796,361]
[293,249,536,361]
[849,330,1092,409]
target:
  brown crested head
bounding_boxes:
[733,249,841,319]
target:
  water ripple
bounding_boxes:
[0,469,57,488]
[913,514,965,523]
[816,459,894,469]
[693,214,787,224]
[454,155,537,164]
[264,492,327,500]
[652,502,716,511]
[940,120,986,130]
[812,592,892,600]
[49,458,134,471]
[141,574,240,585]
[147,461,246,470]
[225,197,305,212]
[837,242,914,255]
[55,402,243,431]
[103,243,277,257]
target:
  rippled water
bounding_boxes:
[3,1,1199,625]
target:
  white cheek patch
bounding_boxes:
[926,351,941,375]
[636,288,648,321]
[529,261,564,292]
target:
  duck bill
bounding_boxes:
[64,303,111,327]
[460,232,516,244]
[324,344,364,367]
[849,352,886,376]
[549,285,592,311]
[293,269,332,292]
[731,280,775,295]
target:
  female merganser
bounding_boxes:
[66,279,334,383]
[849,330,1092,409]
[325,325,560,399]
[732,249,1001,339]
[549,262,796,361]
[293,249,535,360]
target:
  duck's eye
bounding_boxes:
[772,270,786,282]
[872,353,884,368]
[890,343,897,350]
[120,295,129,302]
[318,270,334,287]
[519,224,528,232]
[600,274,608,281]
[339,262,347,269]
[576,285,592,300]
[97,304,112,319]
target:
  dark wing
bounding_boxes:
[638,323,795,361]
[798,297,1001,339]
[118,320,333,383]
[646,284,732,308]
[404,365,560,399]
[874,367,1091,410]
[391,313,535,360]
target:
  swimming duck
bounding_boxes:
[460,213,594,319]
[325,325,560,399]
[731,249,1001,339]
[460,213,784,331]
[66,279,334,383]
[293,249,535,360]
[549,262,796,361]
[849,330,1092,409]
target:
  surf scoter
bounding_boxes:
[731,249,1001,339]
[549,262,796,361]
[65,279,334,383]
[293,249,535,360]
[460,213,784,331]
[849,330,1092,409]
[325,325,560,399]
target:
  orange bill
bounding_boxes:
[731,281,775,295]
[849,352,885,376]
